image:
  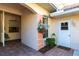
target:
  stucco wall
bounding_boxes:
[68,14,79,50]
[21,10,38,50]
[48,17,58,44]
[49,14,79,50]
[48,18,57,38]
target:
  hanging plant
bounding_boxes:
[38,15,48,33]
[38,24,47,33]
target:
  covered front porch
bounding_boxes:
[0,3,38,50]
[0,3,76,56]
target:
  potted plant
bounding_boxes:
[39,38,56,53]
[51,33,56,38]
[45,33,56,47]
[38,23,47,33]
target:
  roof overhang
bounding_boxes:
[20,3,57,15]
[20,3,37,14]
[50,8,79,17]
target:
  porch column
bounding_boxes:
[2,11,5,47]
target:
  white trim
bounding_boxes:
[2,11,5,47]
[50,3,57,10]
[50,8,79,17]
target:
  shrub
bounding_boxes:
[46,38,56,47]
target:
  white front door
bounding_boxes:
[58,20,71,48]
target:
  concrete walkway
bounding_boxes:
[44,46,73,56]
[0,40,73,56]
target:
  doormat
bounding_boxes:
[39,46,55,54]
[57,46,71,51]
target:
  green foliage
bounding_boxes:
[52,33,55,36]
[5,33,9,39]
[51,33,56,38]
[38,27,43,33]
[38,24,47,33]
[46,38,56,47]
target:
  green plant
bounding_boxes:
[38,27,43,33]
[38,23,47,33]
[38,27,46,33]
[46,38,56,47]
[52,33,55,36]
[51,33,56,38]
[5,33,9,39]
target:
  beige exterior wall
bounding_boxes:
[21,10,38,50]
[48,18,57,38]
[61,14,79,50]
[49,14,79,50]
